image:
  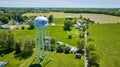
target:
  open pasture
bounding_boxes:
[89,24,120,67]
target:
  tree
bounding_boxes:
[20,38,34,58]
[14,41,21,54]
[63,19,72,31]
[88,52,99,67]
[0,16,9,24]
[50,38,56,51]
[0,30,14,54]
[48,15,53,23]
[77,39,85,49]
[21,26,25,30]
[50,38,56,44]
[79,32,84,39]
[68,35,72,39]
[23,16,29,21]
[28,21,34,29]
[77,39,85,54]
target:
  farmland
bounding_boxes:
[23,12,120,24]
[89,24,120,67]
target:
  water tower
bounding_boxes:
[34,16,52,64]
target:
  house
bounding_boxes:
[70,47,78,54]
[75,20,85,29]
[0,62,8,67]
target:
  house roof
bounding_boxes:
[0,62,8,67]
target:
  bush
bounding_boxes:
[56,45,64,53]
[28,21,34,30]
[44,44,55,52]
[15,38,34,58]
[68,35,72,39]
[87,38,95,42]
[76,49,84,54]
[87,42,95,54]
[50,38,56,44]
[51,44,56,51]
[77,39,85,49]
[64,46,71,54]
[21,26,25,30]
[79,32,84,39]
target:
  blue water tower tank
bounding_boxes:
[34,16,48,28]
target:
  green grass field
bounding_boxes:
[53,18,65,25]
[12,26,81,46]
[89,24,120,67]
[45,53,84,67]
[23,12,120,24]
[0,25,83,67]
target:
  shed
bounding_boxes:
[75,20,85,29]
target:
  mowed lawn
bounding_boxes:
[49,26,81,46]
[45,53,84,67]
[12,26,81,46]
[89,24,120,67]
[0,26,82,67]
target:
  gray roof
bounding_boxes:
[0,62,8,67]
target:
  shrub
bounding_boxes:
[68,35,72,39]
[21,26,25,30]
[64,46,71,54]
[76,49,84,54]
[56,45,64,53]
[50,38,56,44]
[79,32,84,39]
[87,38,95,42]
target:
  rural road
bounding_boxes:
[84,30,89,67]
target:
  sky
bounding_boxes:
[0,0,120,8]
